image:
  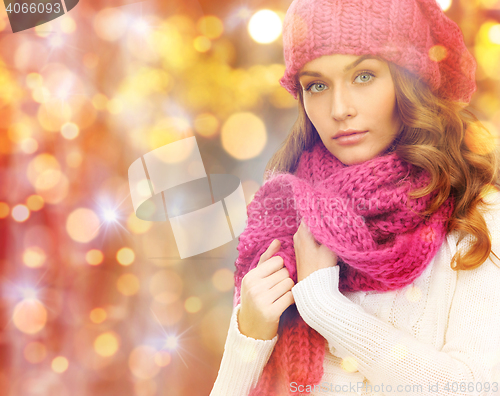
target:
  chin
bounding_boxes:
[331,152,370,166]
[339,158,366,166]
[329,147,391,166]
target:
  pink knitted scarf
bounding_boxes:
[233,142,454,395]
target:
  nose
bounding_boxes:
[330,85,356,121]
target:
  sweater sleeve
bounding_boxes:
[291,261,500,396]
[209,304,278,396]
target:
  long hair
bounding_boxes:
[266,62,500,271]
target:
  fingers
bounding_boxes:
[268,276,295,302]
[254,255,285,278]
[264,266,292,289]
[242,255,283,291]
[238,239,296,339]
[258,239,281,265]
[254,239,284,278]
[272,290,295,314]
[243,257,293,301]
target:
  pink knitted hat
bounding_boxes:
[280,0,477,103]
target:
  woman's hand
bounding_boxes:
[238,239,295,340]
[294,220,338,283]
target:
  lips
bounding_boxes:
[333,129,367,139]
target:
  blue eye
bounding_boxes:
[355,72,374,83]
[304,73,374,93]
[306,83,327,93]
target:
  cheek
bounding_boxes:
[305,100,329,126]
[373,90,398,125]
[304,99,317,118]
[304,102,323,133]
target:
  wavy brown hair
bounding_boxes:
[266,62,500,271]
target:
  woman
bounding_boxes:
[210,0,500,395]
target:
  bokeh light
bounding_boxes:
[149,270,183,304]
[150,300,184,326]
[164,336,178,350]
[184,296,202,313]
[464,120,498,155]
[60,15,77,34]
[128,346,161,379]
[154,351,171,367]
[90,308,107,324]
[26,72,43,89]
[212,268,234,292]
[134,379,158,396]
[12,298,47,334]
[126,213,152,234]
[116,273,140,296]
[197,16,224,39]
[103,209,117,222]
[194,36,212,53]
[93,8,127,42]
[86,249,104,266]
[488,24,500,45]
[94,332,120,357]
[37,97,72,132]
[61,122,79,140]
[116,247,135,266]
[23,247,46,268]
[0,202,10,219]
[35,168,62,191]
[12,204,30,222]
[32,86,50,103]
[478,0,498,8]
[475,21,500,80]
[92,93,108,110]
[147,118,194,162]
[480,183,500,203]
[19,137,38,154]
[66,208,100,243]
[34,19,50,36]
[248,10,282,44]
[66,150,83,168]
[194,113,220,138]
[436,0,452,11]
[24,341,47,364]
[26,195,44,211]
[221,112,267,160]
[51,356,69,373]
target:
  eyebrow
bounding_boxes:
[297,55,379,78]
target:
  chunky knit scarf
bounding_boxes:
[233,142,454,395]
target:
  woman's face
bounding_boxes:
[298,54,403,165]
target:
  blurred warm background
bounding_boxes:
[0,0,499,395]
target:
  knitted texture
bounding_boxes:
[233,143,454,395]
[279,0,477,104]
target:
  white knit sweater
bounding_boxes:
[210,193,500,396]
